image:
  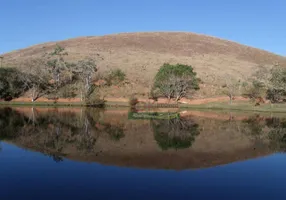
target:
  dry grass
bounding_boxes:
[2,32,286,98]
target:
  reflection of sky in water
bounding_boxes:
[1,142,286,200]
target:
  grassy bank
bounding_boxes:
[0,100,129,108]
[180,102,286,113]
[0,101,85,107]
[2,100,286,113]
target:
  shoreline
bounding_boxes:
[1,99,286,113]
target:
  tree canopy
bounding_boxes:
[153,63,200,101]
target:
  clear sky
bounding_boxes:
[1,0,285,55]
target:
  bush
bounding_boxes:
[105,124,125,141]
[105,69,126,86]
[60,85,77,99]
[129,96,138,107]
[267,89,286,103]
[85,87,105,107]
[0,68,29,99]
[244,80,266,100]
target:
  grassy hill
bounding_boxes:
[2,32,286,99]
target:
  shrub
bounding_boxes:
[60,85,77,99]
[105,69,126,86]
[129,95,139,107]
[105,124,125,141]
[244,80,266,100]
[85,87,105,107]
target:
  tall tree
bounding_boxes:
[252,65,286,103]
[45,44,69,88]
[68,58,98,101]
[223,76,241,104]
[20,59,52,102]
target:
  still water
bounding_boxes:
[1,107,286,199]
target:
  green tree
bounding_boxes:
[267,65,286,102]
[0,68,28,99]
[252,65,286,103]
[153,63,200,101]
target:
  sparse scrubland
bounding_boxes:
[1,32,286,110]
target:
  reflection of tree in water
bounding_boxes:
[44,153,64,163]
[242,115,267,148]
[266,118,286,152]
[0,107,28,140]
[242,115,286,152]
[0,108,125,162]
[243,116,264,137]
[151,116,200,150]
[105,124,125,141]
[75,114,98,154]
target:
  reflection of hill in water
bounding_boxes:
[1,107,286,170]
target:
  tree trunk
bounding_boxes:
[229,94,232,104]
[31,87,40,102]
[175,94,180,102]
[31,107,35,126]
[167,95,171,103]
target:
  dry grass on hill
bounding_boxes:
[2,32,286,98]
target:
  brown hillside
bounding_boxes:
[2,32,286,98]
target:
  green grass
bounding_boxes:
[0,100,130,108]
[2,100,286,113]
[179,102,286,113]
[0,101,85,107]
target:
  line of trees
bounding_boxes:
[0,45,127,105]
[243,64,286,103]
[150,63,286,105]
[2,45,286,106]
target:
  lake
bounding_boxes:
[1,107,286,199]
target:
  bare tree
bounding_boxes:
[252,65,272,89]
[223,76,240,104]
[73,58,97,100]
[156,80,174,101]
[45,45,69,88]
[20,59,51,102]
[171,74,198,101]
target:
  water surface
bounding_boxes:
[1,107,286,199]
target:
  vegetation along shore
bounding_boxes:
[1,32,286,111]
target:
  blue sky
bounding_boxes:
[1,0,285,55]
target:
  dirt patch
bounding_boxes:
[11,97,82,103]
[179,96,249,105]
[6,96,250,106]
